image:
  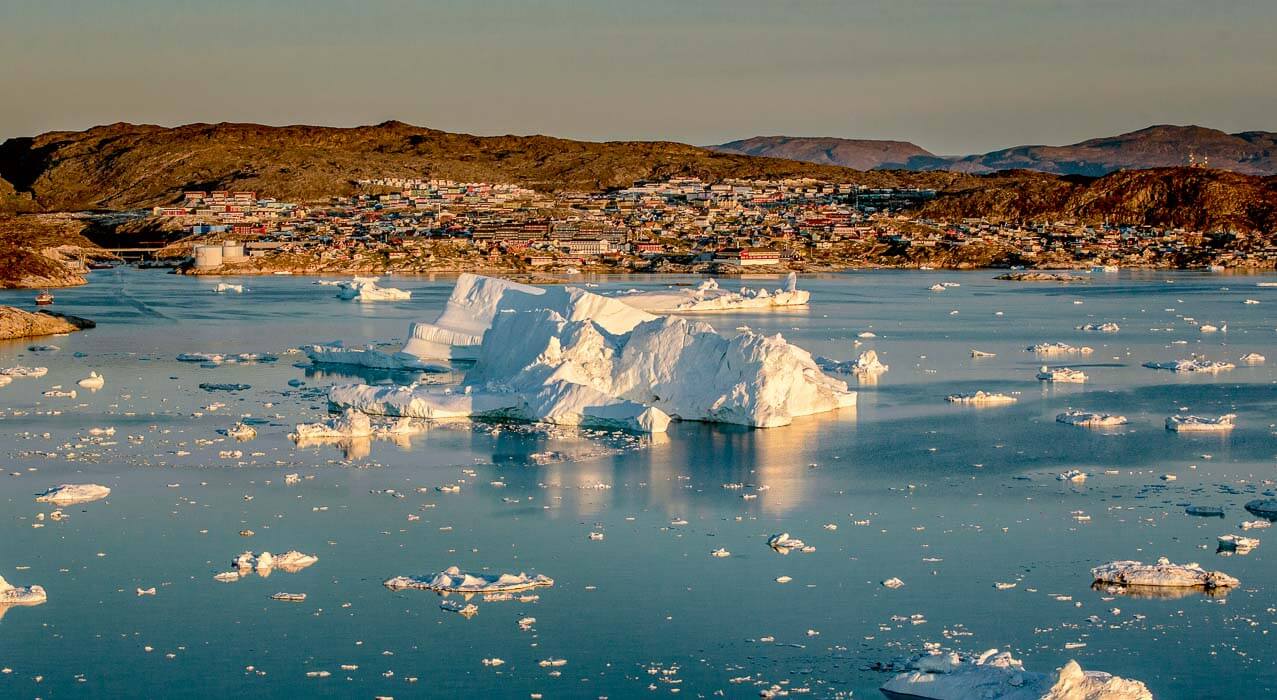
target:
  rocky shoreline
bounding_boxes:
[0,306,96,341]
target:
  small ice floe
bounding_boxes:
[1091,557,1239,591]
[214,283,244,294]
[1199,324,1219,333]
[333,277,412,302]
[881,577,905,589]
[928,283,946,292]
[1244,499,1277,519]
[1217,535,1259,553]
[970,349,996,358]
[272,592,307,602]
[383,566,554,594]
[0,575,47,608]
[199,383,251,392]
[858,331,877,338]
[224,423,257,440]
[1165,414,1235,433]
[766,533,814,554]
[43,388,76,398]
[587,531,604,541]
[0,366,48,378]
[231,551,318,577]
[1240,352,1265,363]
[947,391,1017,406]
[35,483,110,505]
[290,409,372,441]
[1057,470,1087,483]
[1142,358,1234,373]
[816,350,888,377]
[482,658,505,667]
[1185,505,1225,518]
[1240,519,1271,530]
[710,548,731,558]
[1243,298,1260,304]
[880,649,1152,700]
[136,587,157,596]
[1027,342,1093,356]
[213,571,240,583]
[1056,411,1128,429]
[76,371,105,390]
[993,582,1017,590]
[1037,366,1087,383]
[1076,322,1120,332]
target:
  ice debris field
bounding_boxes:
[0,268,1276,698]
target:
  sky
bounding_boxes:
[2,0,1274,154]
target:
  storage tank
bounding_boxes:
[194,245,223,268]
[221,241,246,261]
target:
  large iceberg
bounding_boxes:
[616,273,809,313]
[880,649,1152,700]
[332,277,856,432]
[399,274,544,362]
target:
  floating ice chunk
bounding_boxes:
[766,533,813,554]
[1057,470,1087,483]
[881,577,905,589]
[1076,322,1120,332]
[619,273,810,313]
[43,388,77,398]
[0,575,47,608]
[35,483,110,505]
[1027,342,1093,356]
[1240,519,1271,530]
[1185,505,1224,517]
[1142,358,1234,373]
[970,350,996,358]
[214,283,244,294]
[1166,414,1235,432]
[880,649,1152,700]
[929,283,946,292]
[1217,535,1259,552]
[1092,558,1238,590]
[77,371,105,390]
[816,350,888,376]
[1056,411,1128,429]
[1037,366,1087,383]
[1240,352,1265,363]
[199,383,251,392]
[231,550,317,576]
[710,548,731,558]
[1244,499,1277,518]
[857,331,877,338]
[290,409,373,441]
[302,342,446,372]
[384,566,554,594]
[177,352,224,363]
[213,571,240,582]
[947,391,1017,406]
[333,277,411,302]
[1243,298,1260,304]
[272,592,307,602]
[1199,324,1218,333]
[0,366,48,378]
[225,423,257,440]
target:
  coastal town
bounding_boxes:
[140,176,1277,276]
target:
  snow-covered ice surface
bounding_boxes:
[880,649,1152,700]
[34,483,111,504]
[615,273,809,313]
[2,268,1275,698]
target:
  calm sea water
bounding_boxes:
[1,268,1275,699]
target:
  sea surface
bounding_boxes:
[1,268,1275,699]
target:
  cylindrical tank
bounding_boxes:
[221,241,246,260]
[194,245,223,268]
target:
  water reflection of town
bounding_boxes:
[480,407,859,518]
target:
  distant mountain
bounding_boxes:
[0,121,939,212]
[709,136,935,171]
[711,125,1277,176]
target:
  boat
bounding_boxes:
[34,290,54,306]
[87,261,115,270]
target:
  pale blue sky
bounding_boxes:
[2,0,1273,153]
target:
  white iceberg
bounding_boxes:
[1027,342,1093,356]
[970,350,996,358]
[947,391,1017,405]
[766,532,813,554]
[880,649,1152,700]
[290,408,372,441]
[817,350,888,376]
[232,550,317,576]
[1143,358,1234,373]
[1165,414,1235,432]
[1091,557,1238,590]
[1037,366,1087,383]
[334,276,411,302]
[333,277,855,432]
[0,575,47,607]
[384,566,553,594]
[214,283,244,293]
[1,366,48,378]
[303,342,446,372]
[1056,411,1128,428]
[76,371,105,390]
[1076,322,1120,332]
[617,273,809,313]
[399,274,544,362]
[225,423,257,440]
[35,483,111,505]
[1240,352,1265,363]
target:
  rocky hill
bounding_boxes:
[0,121,946,212]
[920,168,1277,233]
[712,125,1277,176]
[709,136,934,171]
[0,214,106,288]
